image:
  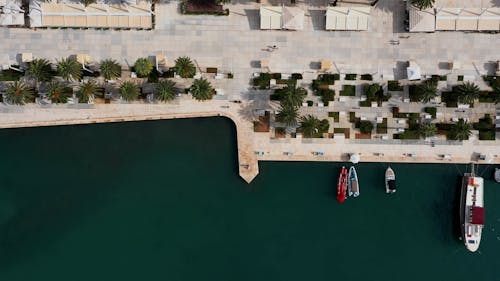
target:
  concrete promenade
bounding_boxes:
[0,99,499,183]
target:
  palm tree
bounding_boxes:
[276,103,299,127]
[455,82,480,105]
[299,115,329,138]
[190,78,214,101]
[415,79,438,103]
[411,0,434,10]
[5,81,33,105]
[133,58,154,78]
[47,81,71,104]
[154,80,177,102]
[120,81,140,102]
[56,57,82,81]
[174,56,196,78]
[277,84,307,108]
[448,119,472,141]
[419,122,437,138]
[77,80,102,103]
[299,115,321,138]
[100,59,121,80]
[27,58,53,83]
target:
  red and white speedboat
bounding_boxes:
[337,166,348,203]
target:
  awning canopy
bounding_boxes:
[259,6,304,30]
[435,7,500,31]
[260,6,282,29]
[28,1,153,29]
[282,6,304,30]
[350,153,360,164]
[408,5,435,32]
[325,7,370,31]
[0,0,24,26]
[0,13,24,25]
[407,61,422,80]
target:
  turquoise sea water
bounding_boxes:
[0,117,499,281]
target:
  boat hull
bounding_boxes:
[460,174,484,252]
[337,166,348,203]
[385,167,396,194]
[348,166,359,197]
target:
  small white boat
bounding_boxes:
[348,166,360,197]
[385,167,396,194]
[495,168,500,183]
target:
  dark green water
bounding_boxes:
[0,117,499,281]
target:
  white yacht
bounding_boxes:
[460,168,484,252]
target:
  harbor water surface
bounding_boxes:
[0,117,499,281]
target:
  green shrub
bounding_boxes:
[360,74,373,81]
[227,73,234,79]
[318,88,335,104]
[358,120,373,134]
[440,75,447,81]
[345,74,357,80]
[328,112,339,122]
[441,91,458,107]
[271,73,281,79]
[479,131,495,140]
[253,73,271,89]
[307,100,313,106]
[396,130,420,139]
[359,100,371,107]
[291,73,303,80]
[478,91,496,103]
[424,107,437,118]
[0,69,23,81]
[349,112,357,123]
[340,85,355,96]
[457,75,464,81]
[334,128,346,133]
[376,118,388,134]
[388,80,404,91]
[312,74,336,91]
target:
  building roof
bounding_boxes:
[435,7,500,31]
[29,1,152,29]
[408,5,435,32]
[260,6,282,30]
[282,6,304,30]
[259,6,304,30]
[325,7,370,31]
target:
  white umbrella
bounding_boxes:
[350,153,360,164]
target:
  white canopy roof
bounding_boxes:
[282,6,304,30]
[435,7,500,31]
[0,13,24,25]
[28,1,153,28]
[260,6,282,30]
[350,153,360,164]
[407,61,422,80]
[325,7,370,31]
[0,1,24,26]
[408,5,435,32]
[259,6,304,30]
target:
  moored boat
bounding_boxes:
[494,168,500,183]
[348,166,360,197]
[337,166,348,203]
[460,166,484,252]
[385,167,396,194]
